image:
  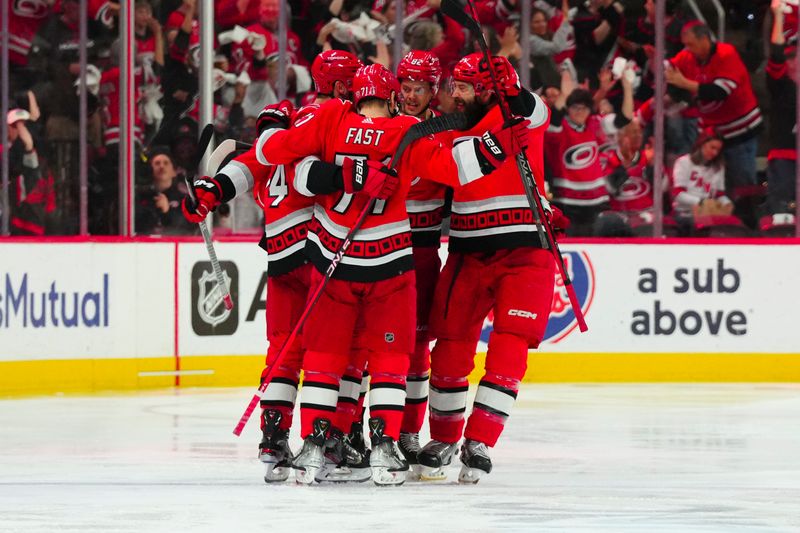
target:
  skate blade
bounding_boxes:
[406,464,422,482]
[371,467,407,486]
[418,465,447,481]
[294,465,323,485]
[457,465,486,484]
[317,466,371,483]
[263,463,290,483]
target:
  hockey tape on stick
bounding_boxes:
[442,0,587,332]
[186,124,234,312]
[206,140,254,177]
[233,113,469,436]
[205,139,238,176]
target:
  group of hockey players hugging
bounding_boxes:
[182,48,565,486]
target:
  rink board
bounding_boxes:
[1,238,800,395]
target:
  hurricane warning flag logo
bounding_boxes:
[480,250,595,344]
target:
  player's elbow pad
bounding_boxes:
[508,90,536,118]
[295,159,343,196]
[697,83,728,102]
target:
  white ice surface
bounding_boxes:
[1,384,799,533]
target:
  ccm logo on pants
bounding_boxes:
[508,309,538,320]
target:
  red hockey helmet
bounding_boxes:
[452,52,486,93]
[397,50,442,94]
[352,64,401,106]
[311,50,363,95]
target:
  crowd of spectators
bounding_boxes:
[1,0,798,237]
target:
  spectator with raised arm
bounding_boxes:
[5,109,54,236]
[528,0,575,89]
[545,69,609,236]
[571,0,625,84]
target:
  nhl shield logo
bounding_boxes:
[191,261,239,336]
[197,269,233,326]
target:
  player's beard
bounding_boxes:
[456,97,491,129]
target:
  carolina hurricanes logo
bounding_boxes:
[618,177,651,200]
[563,142,598,171]
[13,0,49,18]
[480,251,595,345]
[95,2,115,28]
[293,113,315,127]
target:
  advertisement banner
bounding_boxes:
[178,241,270,357]
[474,244,800,353]
[177,241,800,357]
[0,243,174,361]
[3,240,799,363]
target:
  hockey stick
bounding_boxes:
[206,139,256,178]
[185,124,234,311]
[232,112,468,436]
[442,0,587,332]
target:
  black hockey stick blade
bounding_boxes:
[193,123,215,175]
[391,112,469,168]
[441,0,481,35]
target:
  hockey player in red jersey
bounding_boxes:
[182,50,363,483]
[416,54,557,483]
[256,63,529,485]
[330,51,450,479]
[393,50,449,474]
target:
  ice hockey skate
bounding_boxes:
[347,420,369,457]
[398,432,422,480]
[417,439,460,481]
[368,417,408,486]
[458,439,492,484]
[258,410,293,483]
[292,418,329,485]
[315,428,371,483]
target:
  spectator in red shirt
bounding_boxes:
[765,0,798,215]
[665,23,762,196]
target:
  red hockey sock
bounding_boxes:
[428,374,469,443]
[259,361,301,430]
[464,372,520,447]
[333,364,363,432]
[400,341,431,433]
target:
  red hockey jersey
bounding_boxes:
[4,0,50,66]
[601,149,652,212]
[257,98,481,281]
[670,43,762,142]
[216,140,315,276]
[99,67,144,146]
[545,114,609,208]
[448,94,550,253]
[89,0,116,29]
[405,110,451,247]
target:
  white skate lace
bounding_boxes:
[465,440,489,459]
[399,432,421,453]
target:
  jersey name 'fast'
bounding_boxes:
[345,127,385,146]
